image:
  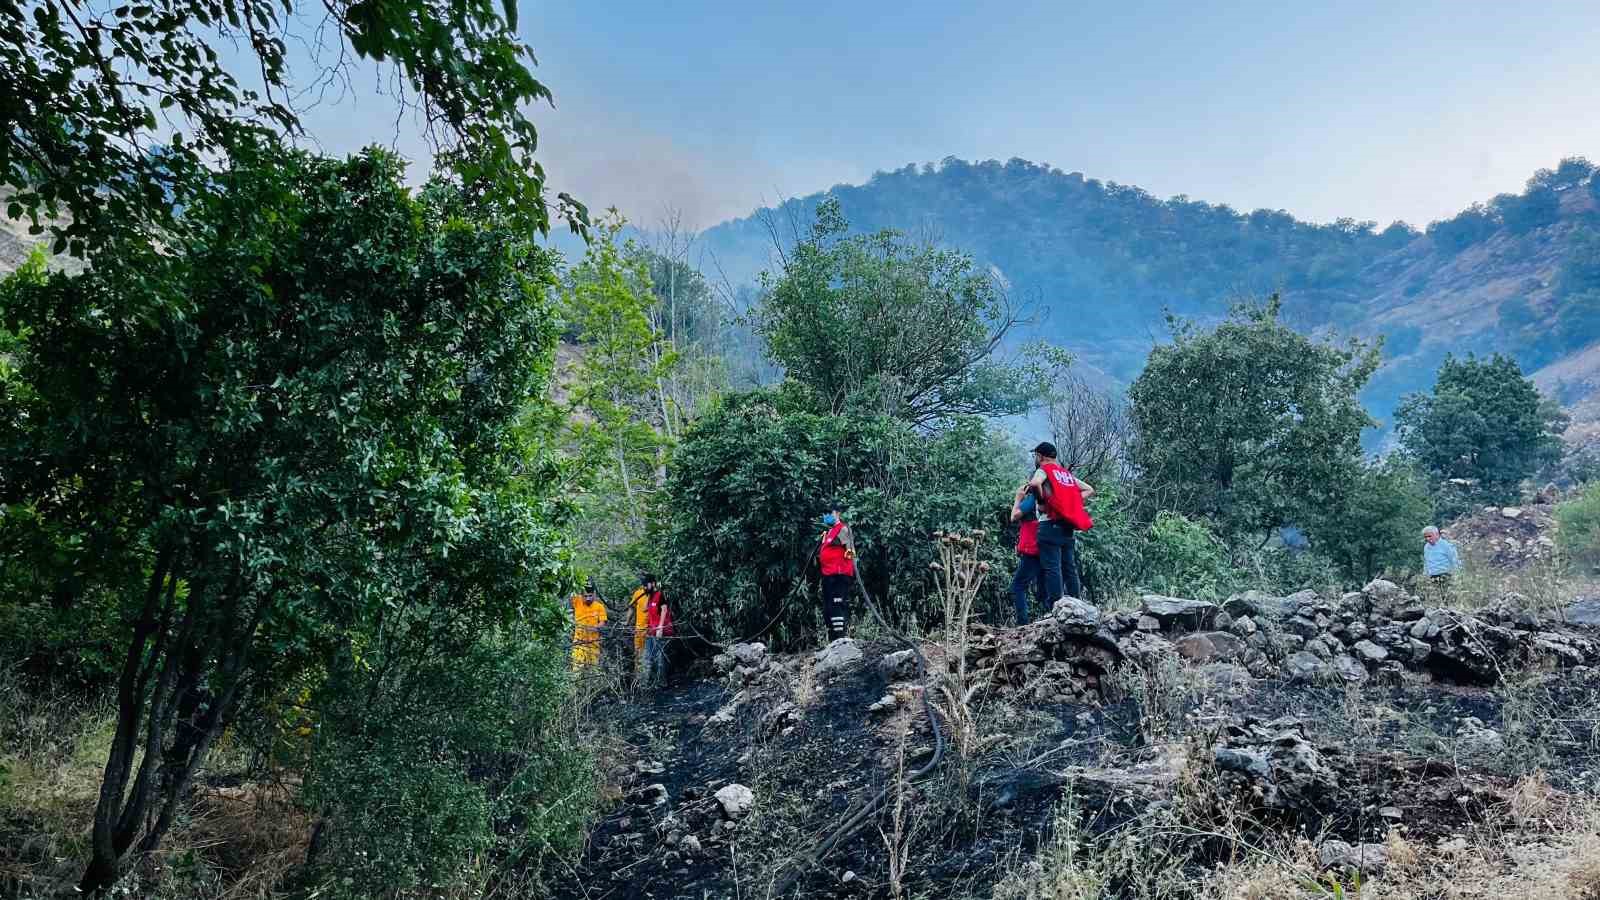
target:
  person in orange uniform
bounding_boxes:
[571,580,608,671]
[628,573,651,667]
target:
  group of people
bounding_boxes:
[571,444,1470,674]
[570,574,673,682]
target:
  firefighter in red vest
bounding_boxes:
[818,502,856,642]
[1025,442,1095,603]
[1009,482,1045,625]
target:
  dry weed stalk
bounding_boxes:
[929,529,991,762]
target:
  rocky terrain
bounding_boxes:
[558,581,1600,899]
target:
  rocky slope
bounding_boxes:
[558,582,1600,899]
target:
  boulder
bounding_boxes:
[1174,631,1246,663]
[1053,596,1102,632]
[1456,717,1505,757]
[880,648,919,680]
[1230,615,1258,637]
[1284,651,1333,684]
[1331,655,1369,683]
[1116,631,1176,665]
[1353,640,1389,663]
[714,783,756,820]
[731,642,768,669]
[1140,595,1217,629]
[1213,720,1342,816]
[1362,579,1403,601]
[1501,506,1523,519]
[814,638,864,676]
[1565,597,1600,627]
[1136,615,1162,632]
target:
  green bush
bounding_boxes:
[1139,512,1235,600]
[658,387,1019,648]
[1556,483,1600,571]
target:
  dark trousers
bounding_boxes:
[1036,521,1082,603]
[1009,553,1045,625]
[821,573,852,641]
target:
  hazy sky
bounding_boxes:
[293,0,1600,231]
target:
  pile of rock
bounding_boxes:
[964,597,1122,702]
[1446,501,1558,571]
[1093,580,1599,686]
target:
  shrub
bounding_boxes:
[1557,482,1600,571]
[1140,512,1235,600]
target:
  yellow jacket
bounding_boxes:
[629,588,649,654]
[571,594,607,667]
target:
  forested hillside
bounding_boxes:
[698,156,1600,427]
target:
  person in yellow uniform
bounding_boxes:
[628,573,652,666]
[571,580,608,670]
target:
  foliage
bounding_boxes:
[559,212,679,586]
[657,388,1018,649]
[755,198,1040,425]
[1396,354,1566,504]
[1556,482,1600,571]
[1138,512,1235,600]
[1307,458,1436,584]
[1,0,583,258]
[1127,296,1380,547]
[303,636,591,898]
[0,147,575,891]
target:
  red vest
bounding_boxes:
[819,521,855,576]
[1039,462,1094,531]
[1016,518,1039,556]
[645,590,673,637]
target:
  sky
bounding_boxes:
[292,0,1600,233]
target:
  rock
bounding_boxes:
[1136,615,1162,632]
[1319,839,1390,875]
[706,691,746,727]
[1140,595,1217,629]
[1501,506,1523,519]
[1053,596,1102,631]
[1214,720,1341,816]
[714,784,755,820]
[1230,615,1258,637]
[1345,621,1370,642]
[637,783,669,806]
[1117,631,1176,665]
[1214,747,1271,780]
[842,871,857,884]
[635,760,666,776]
[1353,640,1389,663]
[1304,637,1333,661]
[712,652,736,674]
[1409,618,1440,640]
[1332,655,1369,683]
[814,638,864,676]
[880,648,918,680]
[1213,611,1235,631]
[1407,638,1433,662]
[680,834,702,856]
[1379,806,1403,821]
[1285,616,1322,639]
[1362,579,1403,601]
[1174,631,1246,663]
[731,642,768,669]
[1457,717,1505,757]
[1565,597,1600,627]
[1285,651,1333,683]
[867,694,899,714]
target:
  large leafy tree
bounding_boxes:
[0,147,570,891]
[1307,458,1436,583]
[1,0,583,256]
[755,198,1039,426]
[1127,297,1380,547]
[658,388,1018,649]
[1395,353,1566,504]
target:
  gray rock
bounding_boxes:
[1213,611,1235,631]
[731,642,768,669]
[715,783,756,820]
[1331,655,1368,683]
[1140,595,1217,629]
[1305,637,1333,661]
[1174,631,1247,663]
[1136,615,1162,632]
[867,694,899,714]
[680,835,702,855]
[1285,616,1322,639]
[1353,640,1389,663]
[1565,597,1600,627]
[637,783,669,806]
[1214,747,1271,780]
[1053,596,1102,631]
[1409,618,1440,640]
[1362,579,1403,601]
[1456,717,1505,757]
[1379,806,1403,821]
[1318,840,1390,875]
[814,638,864,676]
[1407,638,1433,662]
[1230,615,1258,637]
[1116,631,1176,665]
[880,648,918,680]
[712,652,736,674]
[1345,621,1370,642]
[1501,506,1523,519]
[1285,651,1333,683]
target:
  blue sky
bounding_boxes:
[292,0,1600,231]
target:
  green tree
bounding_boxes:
[1127,296,1380,547]
[2,0,583,257]
[657,388,1018,648]
[0,147,574,892]
[1307,458,1435,583]
[1395,354,1566,504]
[755,198,1039,425]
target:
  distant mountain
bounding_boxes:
[697,157,1600,432]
